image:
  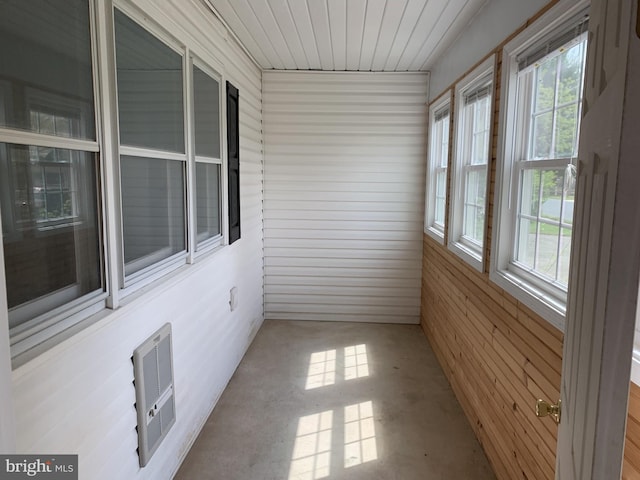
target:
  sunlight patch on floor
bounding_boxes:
[344,401,377,468]
[305,344,370,391]
[305,350,336,390]
[344,344,369,380]
[288,410,333,480]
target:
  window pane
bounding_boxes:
[440,118,449,168]
[475,97,489,132]
[557,43,584,105]
[431,120,442,167]
[532,112,552,159]
[121,156,185,275]
[540,169,565,223]
[468,97,490,166]
[521,169,541,217]
[472,131,487,165]
[516,218,536,270]
[462,168,486,244]
[562,167,576,225]
[558,227,572,286]
[536,223,559,280]
[193,67,220,158]
[534,57,557,113]
[517,169,571,285]
[434,170,446,226]
[554,104,579,158]
[114,10,184,153]
[196,162,221,243]
[0,0,95,140]
[0,143,102,328]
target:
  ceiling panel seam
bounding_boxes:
[378,0,410,71]
[244,0,288,68]
[282,0,312,69]
[419,0,473,70]
[304,0,325,70]
[264,0,301,69]
[406,0,450,70]
[202,0,263,69]
[356,0,369,70]
[385,0,430,71]
[369,0,389,71]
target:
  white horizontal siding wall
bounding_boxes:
[8,1,263,478]
[263,71,428,324]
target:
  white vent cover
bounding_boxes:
[132,323,176,467]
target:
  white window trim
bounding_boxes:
[424,91,451,244]
[448,55,495,272]
[490,0,590,331]
[189,57,226,257]
[113,3,190,289]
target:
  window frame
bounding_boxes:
[113,3,190,290]
[0,0,107,358]
[448,55,495,272]
[424,91,452,244]
[0,0,234,363]
[491,0,590,330]
[188,57,226,257]
[112,2,229,296]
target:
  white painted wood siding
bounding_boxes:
[207,0,487,72]
[263,71,428,324]
[8,1,263,478]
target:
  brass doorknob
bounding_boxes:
[536,399,561,424]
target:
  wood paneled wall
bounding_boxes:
[422,235,563,479]
[624,384,640,479]
[421,11,564,474]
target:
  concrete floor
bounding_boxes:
[175,320,495,480]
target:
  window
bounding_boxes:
[491,1,589,328]
[0,1,232,359]
[114,9,227,282]
[114,9,187,281]
[193,65,222,248]
[448,57,494,271]
[0,0,103,348]
[425,93,451,243]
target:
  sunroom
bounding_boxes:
[0,0,638,479]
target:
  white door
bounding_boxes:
[556,0,640,478]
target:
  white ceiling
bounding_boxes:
[204,0,489,71]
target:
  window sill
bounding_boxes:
[194,235,224,258]
[448,240,483,272]
[490,268,565,331]
[11,295,108,368]
[11,242,229,368]
[424,225,445,245]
